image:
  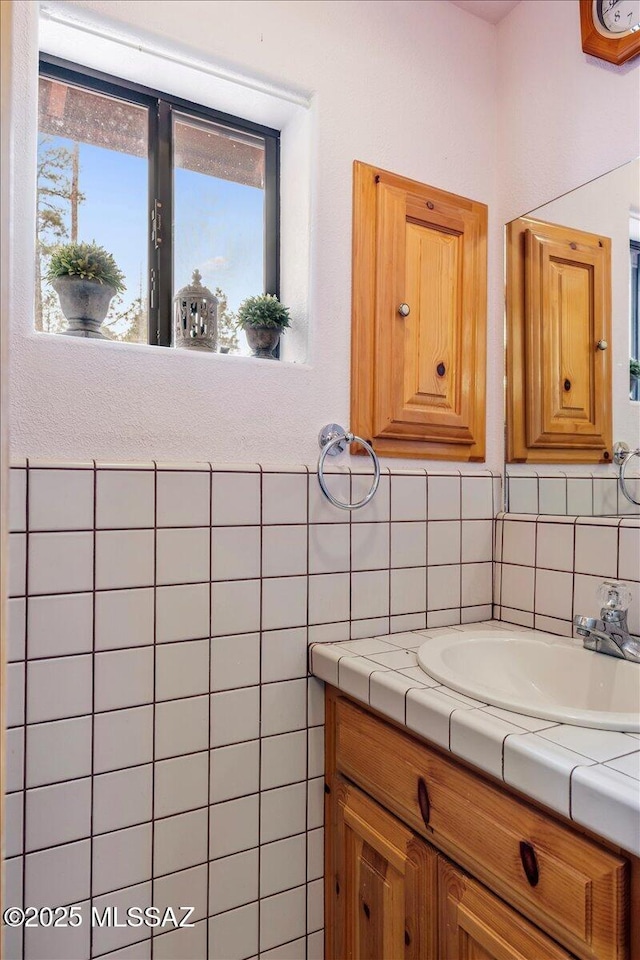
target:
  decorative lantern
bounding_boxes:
[173,269,218,351]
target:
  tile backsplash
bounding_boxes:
[506,467,640,517]
[5,460,498,960]
[495,513,640,638]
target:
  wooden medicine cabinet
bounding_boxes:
[506,217,612,463]
[350,161,487,461]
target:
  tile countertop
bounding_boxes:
[310,620,640,857]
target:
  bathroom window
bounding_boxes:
[37,56,280,350]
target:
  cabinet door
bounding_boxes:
[439,858,576,960]
[328,776,437,960]
[507,216,612,463]
[351,161,487,461]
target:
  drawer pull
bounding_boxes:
[417,777,431,827]
[519,841,539,887]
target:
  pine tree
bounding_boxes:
[36,135,85,332]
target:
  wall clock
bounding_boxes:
[580,0,640,63]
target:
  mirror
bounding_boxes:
[505,158,640,517]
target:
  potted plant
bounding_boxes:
[631,358,640,399]
[236,293,290,359]
[47,241,126,339]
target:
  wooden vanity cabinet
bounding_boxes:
[350,161,487,461]
[325,688,635,960]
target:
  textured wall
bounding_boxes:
[497,0,640,224]
[6,0,502,468]
[5,0,640,469]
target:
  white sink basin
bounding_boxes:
[417,630,640,731]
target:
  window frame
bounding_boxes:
[631,238,640,401]
[38,54,281,348]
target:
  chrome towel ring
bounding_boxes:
[317,423,381,511]
[613,441,640,505]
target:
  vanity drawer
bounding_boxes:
[334,695,629,960]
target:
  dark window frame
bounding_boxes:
[38,54,281,348]
[631,239,640,401]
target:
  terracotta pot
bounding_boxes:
[244,326,281,359]
[52,275,116,339]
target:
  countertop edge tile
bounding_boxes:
[571,765,640,857]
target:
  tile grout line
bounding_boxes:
[205,463,213,958]
[571,518,578,631]
[7,557,525,606]
[89,461,97,959]
[148,462,158,960]
[532,517,539,627]
[21,460,30,960]
[387,473,393,633]
[426,476,430,628]
[348,470,353,639]
[257,463,264,958]
[304,465,310,960]
[10,798,316,860]
[458,476,463,623]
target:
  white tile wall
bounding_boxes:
[496,514,640,637]
[5,462,498,960]
[505,469,640,518]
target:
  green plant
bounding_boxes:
[631,358,640,379]
[46,241,126,293]
[236,293,291,330]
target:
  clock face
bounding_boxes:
[594,0,640,36]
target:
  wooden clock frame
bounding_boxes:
[580,0,640,65]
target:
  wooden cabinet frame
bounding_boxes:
[351,161,487,461]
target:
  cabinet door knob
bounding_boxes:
[596,339,608,351]
[417,777,431,827]
[519,841,539,887]
[398,303,411,317]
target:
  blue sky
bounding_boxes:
[39,136,265,318]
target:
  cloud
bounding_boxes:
[200,256,229,272]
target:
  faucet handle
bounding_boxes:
[597,581,632,618]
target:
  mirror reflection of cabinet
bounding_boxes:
[351,161,487,461]
[506,216,612,463]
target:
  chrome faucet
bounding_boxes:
[574,582,640,664]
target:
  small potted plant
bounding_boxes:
[47,240,126,339]
[631,358,640,398]
[236,293,290,359]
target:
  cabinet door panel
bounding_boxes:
[439,859,576,960]
[402,222,461,420]
[330,776,437,960]
[352,161,487,461]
